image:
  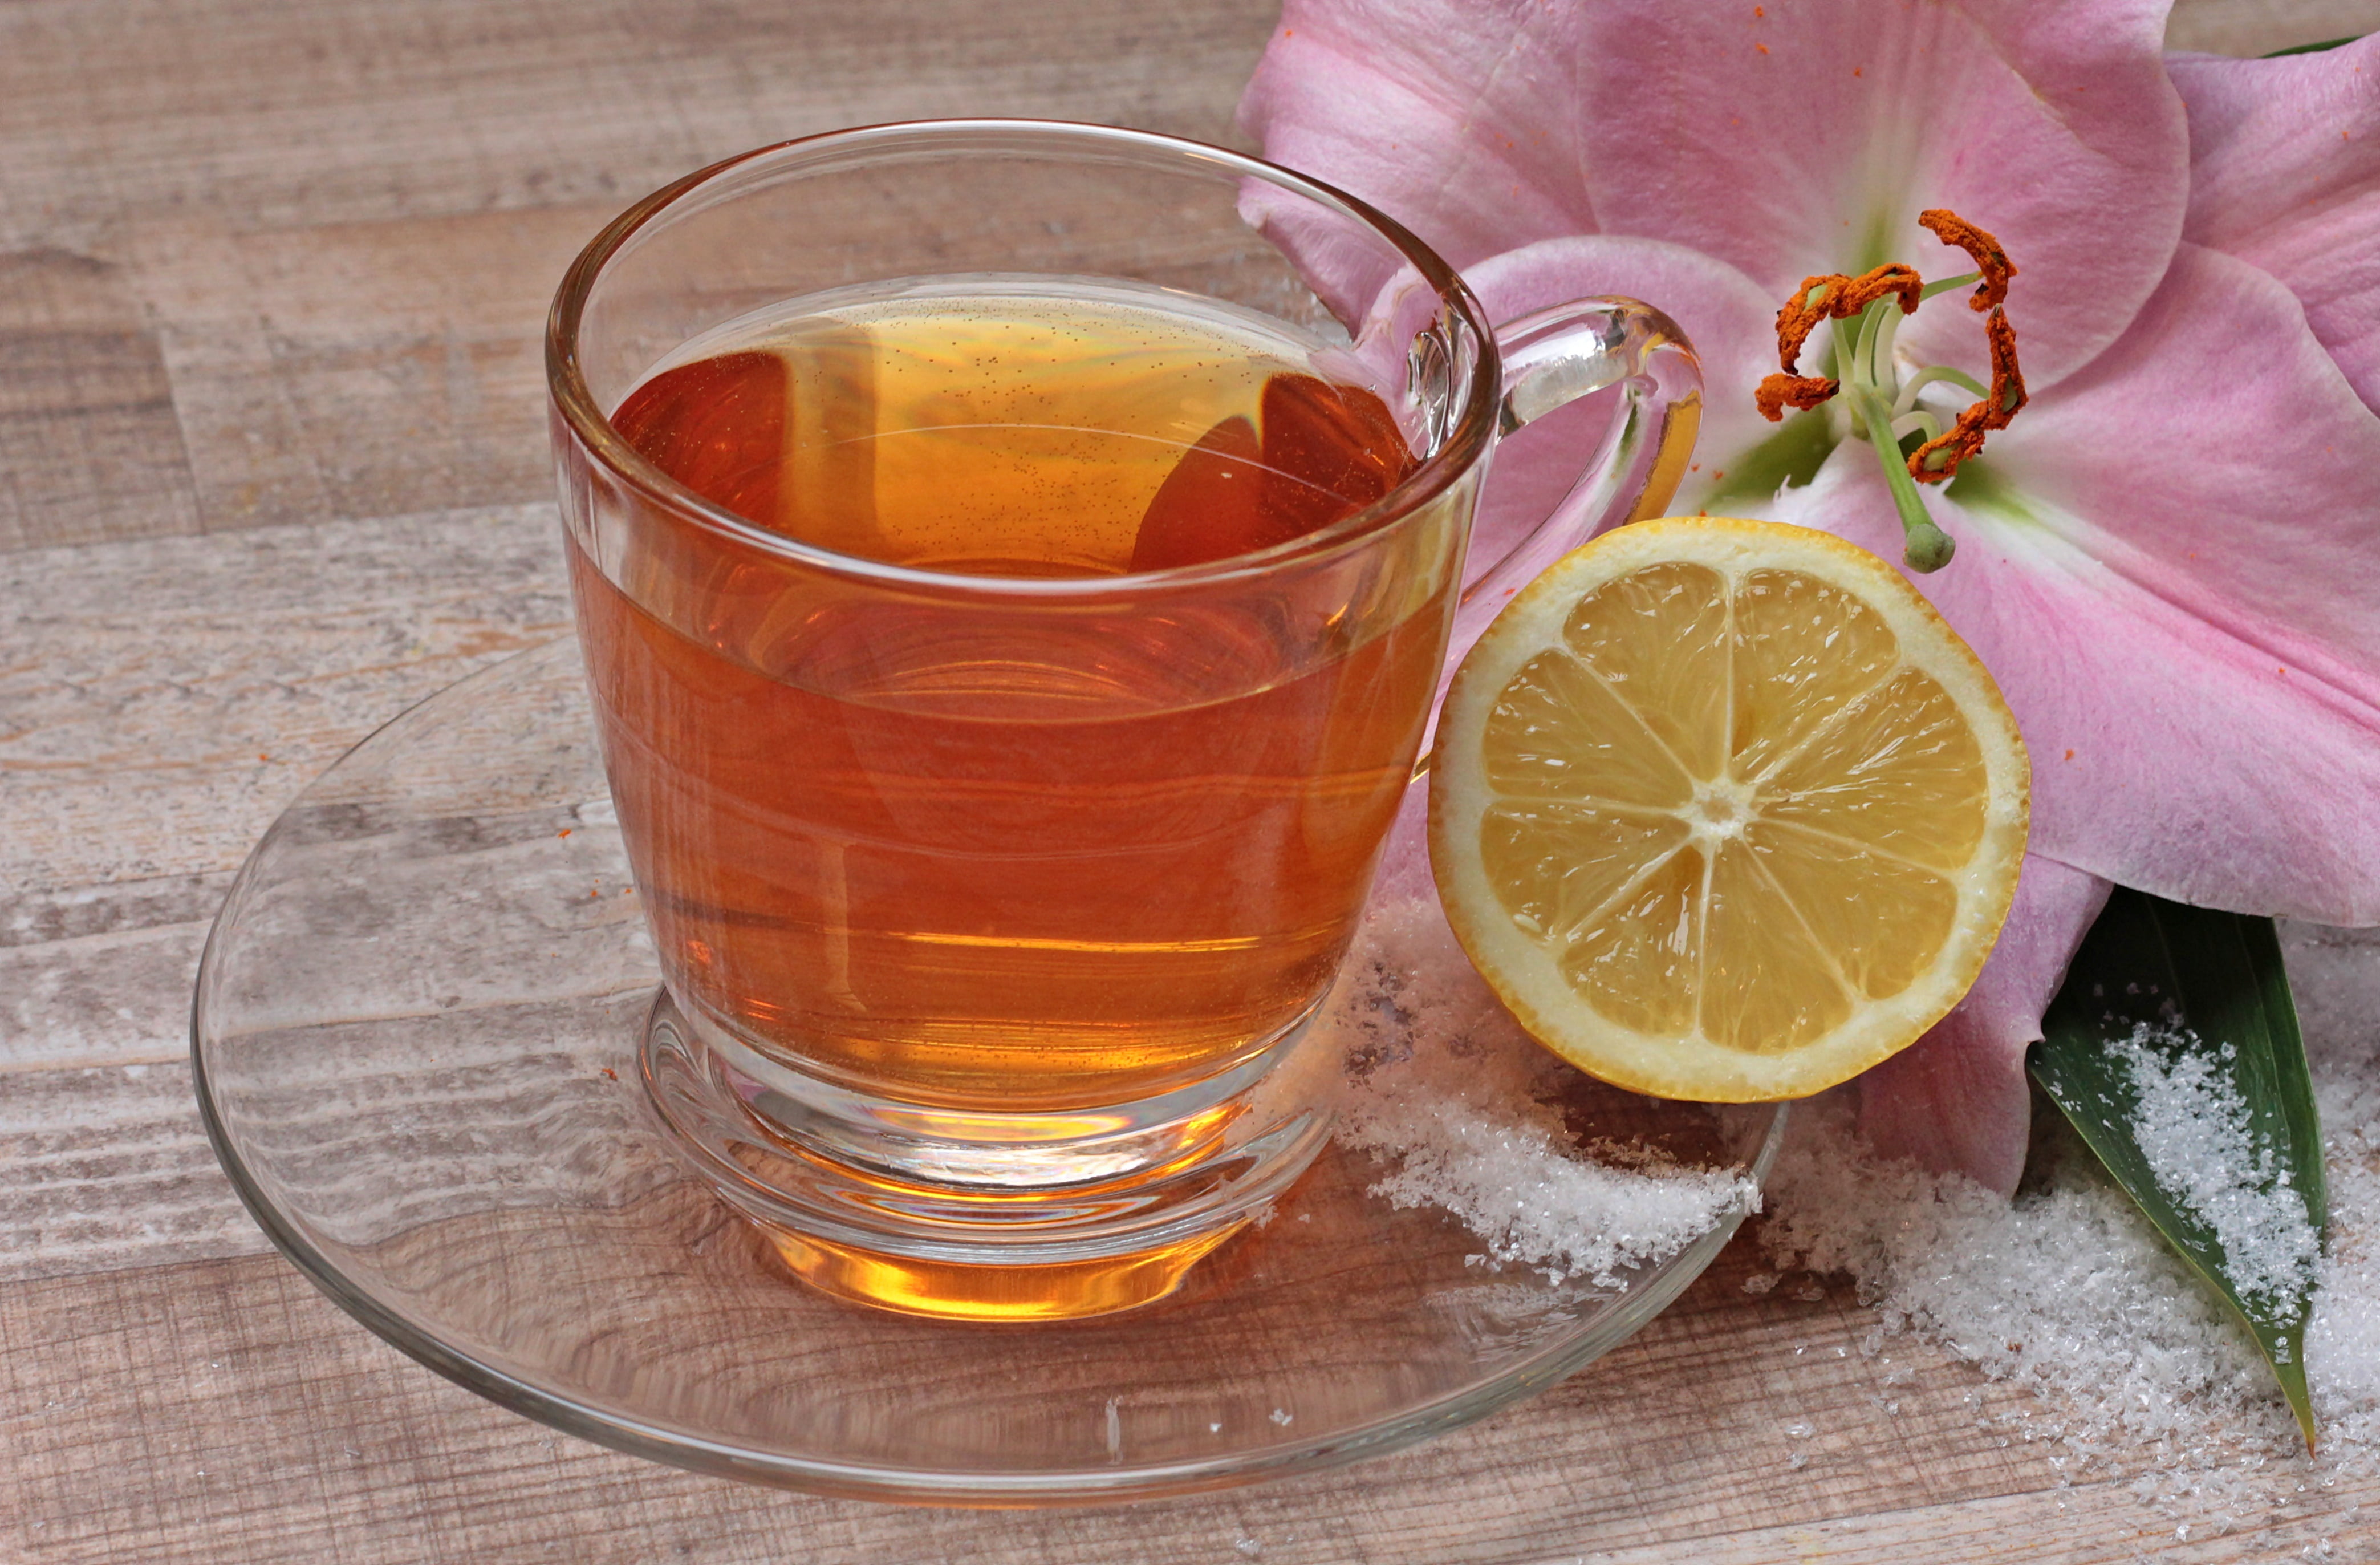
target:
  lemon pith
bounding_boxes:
[1428,516,2029,1102]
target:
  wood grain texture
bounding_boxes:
[0,504,572,895]
[122,210,606,534]
[0,1229,2247,1562]
[0,250,200,552]
[0,1239,2370,1565]
[0,1060,271,1284]
[0,0,1279,246]
[1,873,231,1075]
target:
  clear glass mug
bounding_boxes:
[546,120,1700,1321]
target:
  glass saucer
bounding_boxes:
[192,636,1786,1506]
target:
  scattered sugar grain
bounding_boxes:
[2113,1023,2321,1316]
[1319,899,1758,1288]
[1755,923,2380,1513]
[1764,1092,2288,1469]
[1309,885,2380,1522]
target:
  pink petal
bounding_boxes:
[1881,503,2380,922]
[1984,244,2380,724]
[2170,37,2380,414]
[1857,857,2111,1195]
[1238,1,1597,273]
[1565,0,2188,389]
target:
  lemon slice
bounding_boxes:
[1428,516,2029,1101]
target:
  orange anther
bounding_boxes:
[1766,262,1927,429]
[1918,209,2017,311]
[1756,372,1840,423]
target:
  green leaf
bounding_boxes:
[2263,36,2360,56]
[2031,887,2328,1449]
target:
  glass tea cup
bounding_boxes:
[546,120,1700,1321]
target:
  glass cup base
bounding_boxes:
[639,992,1335,1321]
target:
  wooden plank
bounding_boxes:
[0,249,200,552]
[0,509,602,1295]
[126,208,607,533]
[0,0,1277,245]
[0,503,572,895]
[1,871,234,951]
[0,873,230,1076]
[0,1238,2179,1565]
[0,0,1281,549]
[1570,1475,2380,1564]
[2,1230,2366,1564]
[2167,0,2375,52]
[0,1060,270,1284]
[0,918,208,1071]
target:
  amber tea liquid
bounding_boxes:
[572,280,1441,1114]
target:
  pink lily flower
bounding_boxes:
[1243,0,2380,1192]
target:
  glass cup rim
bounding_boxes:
[545,117,1502,598]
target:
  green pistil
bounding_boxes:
[1833,273,1982,573]
[1919,272,1982,302]
[1892,366,1988,419]
[1851,371,1955,570]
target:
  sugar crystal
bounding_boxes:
[2111,1023,2321,1315]
[1320,898,1758,1289]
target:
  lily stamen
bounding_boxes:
[1759,261,1927,420]
[1910,305,2028,484]
[1755,372,1841,422]
[1751,209,2026,570]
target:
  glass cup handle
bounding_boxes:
[1457,296,1704,648]
[1413,297,1702,772]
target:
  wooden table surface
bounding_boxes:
[5,2,2374,1560]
